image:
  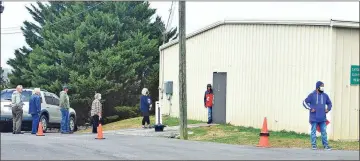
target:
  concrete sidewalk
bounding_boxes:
[100,123,218,138]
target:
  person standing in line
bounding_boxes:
[303,81,332,150]
[11,85,24,134]
[140,88,152,128]
[90,93,102,133]
[59,85,71,134]
[204,84,214,124]
[29,88,41,134]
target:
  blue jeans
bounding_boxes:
[60,108,70,133]
[31,114,39,134]
[208,107,212,122]
[310,121,329,147]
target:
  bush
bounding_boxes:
[102,106,141,124]
[114,106,140,120]
[104,115,120,124]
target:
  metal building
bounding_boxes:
[158,19,359,141]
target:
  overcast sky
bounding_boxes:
[1,2,359,69]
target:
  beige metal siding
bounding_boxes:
[160,24,334,135]
[331,28,360,141]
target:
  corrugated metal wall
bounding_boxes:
[160,24,335,135]
[331,28,360,141]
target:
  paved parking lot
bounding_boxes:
[1,132,359,160]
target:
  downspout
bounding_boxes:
[329,19,336,140]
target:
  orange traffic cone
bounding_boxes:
[95,124,105,139]
[257,117,270,147]
[36,122,45,136]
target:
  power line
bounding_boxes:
[1,31,22,35]
[1,1,105,35]
[165,1,174,32]
[1,26,21,30]
[162,1,176,44]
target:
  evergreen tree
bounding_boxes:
[7,1,176,124]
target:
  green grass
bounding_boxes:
[78,116,358,151]
[77,115,204,133]
[188,124,359,151]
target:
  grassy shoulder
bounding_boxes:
[77,115,204,133]
[77,116,358,151]
[188,124,359,151]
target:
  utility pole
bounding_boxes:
[178,1,188,140]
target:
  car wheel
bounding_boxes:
[69,116,77,132]
[40,115,49,133]
[0,124,10,132]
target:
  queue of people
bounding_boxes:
[11,81,332,151]
[11,85,73,134]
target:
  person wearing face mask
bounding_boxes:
[90,93,102,133]
[140,88,152,128]
[303,81,332,150]
[204,84,214,124]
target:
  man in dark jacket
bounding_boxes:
[204,84,214,124]
[303,81,332,150]
[29,88,41,134]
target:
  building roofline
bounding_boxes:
[159,19,359,51]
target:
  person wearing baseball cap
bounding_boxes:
[204,84,214,124]
[59,85,71,134]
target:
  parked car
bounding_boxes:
[0,88,77,133]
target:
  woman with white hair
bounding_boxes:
[90,93,102,133]
[140,88,152,128]
[29,88,41,134]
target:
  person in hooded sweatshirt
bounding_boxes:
[303,81,332,150]
[140,88,152,128]
[204,84,214,124]
[29,88,41,134]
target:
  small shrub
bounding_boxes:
[104,115,120,124]
[114,106,140,120]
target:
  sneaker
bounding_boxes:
[311,145,317,150]
[324,146,332,151]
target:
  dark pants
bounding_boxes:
[142,116,150,125]
[12,106,23,133]
[60,108,69,133]
[31,114,39,134]
[92,115,99,133]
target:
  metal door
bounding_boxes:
[212,72,227,124]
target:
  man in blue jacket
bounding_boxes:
[29,88,41,134]
[303,81,332,150]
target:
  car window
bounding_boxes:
[43,92,53,105]
[51,95,60,106]
[44,96,53,105]
[0,90,33,102]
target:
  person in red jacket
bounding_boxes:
[204,84,214,124]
